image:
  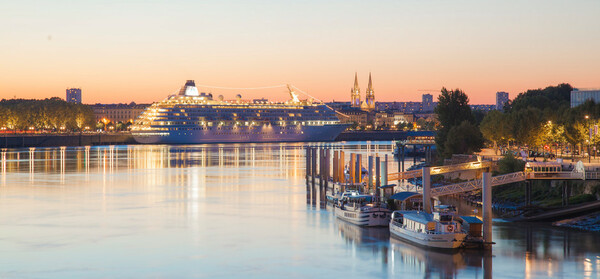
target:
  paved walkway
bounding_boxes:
[478,148,600,165]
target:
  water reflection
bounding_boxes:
[0,142,599,278]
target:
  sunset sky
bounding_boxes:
[1,0,599,104]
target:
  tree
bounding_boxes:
[480,110,512,153]
[508,83,572,113]
[510,107,544,148]
[434,88,475,158]
[443,120,484,158]
[496,152,525,175]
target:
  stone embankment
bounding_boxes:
[0,133,135,148]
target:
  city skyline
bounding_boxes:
[1,1,599,104]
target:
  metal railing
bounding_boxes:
[431,172,527,197]
[388,160,494,181]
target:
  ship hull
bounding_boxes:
[334,206,391,227]
[132,124,348,144]
[389,222,467,249]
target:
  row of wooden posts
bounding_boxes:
[305,147,391,195]
[306,146,493,248]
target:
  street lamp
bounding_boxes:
[585,115,591,163]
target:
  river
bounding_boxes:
[0,142,599,278]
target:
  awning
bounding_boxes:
[378,184,397,189]
[389,191,421,201]
[459,216,483,224]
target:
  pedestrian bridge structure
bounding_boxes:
[387,160,494,181]
[390,160,600,197]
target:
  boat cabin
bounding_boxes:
[392,211,436,234]
[392,210,460,234]
[433,212,454,223]
[340,195,374,208]
[459,216,483,238]
[525,162,562,173]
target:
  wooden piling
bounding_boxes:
[482,172,492,248]
[311,148,317,190]
[368,155,374,193]
[413,146,417,164]
[349,153,356,184]
[339,151,345,184]
[319,149,324,190]
[356,154,362,184]
[325,149,331,189]
[382,154,388,188]
[306,147,311,184]
[422,166,431,214]
[375,156,381,195]
[333,150,338,183]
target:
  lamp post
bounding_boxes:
[585,115,591,163]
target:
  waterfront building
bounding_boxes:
[422,94,434,112]
[375,101,438,113]
[571,88,600,108]
[66,88,82,104]
[470,104,496,112]
[374,111,413,128]
[496,91,509,110]
[91,103,151,124]
[413,112,437,123]
[337,108,369,126]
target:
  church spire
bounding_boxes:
[364,72,375,111]
[351,72,361,107]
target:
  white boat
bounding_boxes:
[389,209,467,249]
[326,189,359,205]
[131,80,349,144]
[334,194,391,226]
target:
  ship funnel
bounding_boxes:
[179,80,199,96]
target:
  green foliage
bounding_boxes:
[497,152,525,175]
[435,88,474,129]
[508,83,572,113]
[0,98,95,131]
[435,88,475,158]
[478,84,575,150]
[510,107,544,147]
[480,110,512,147]
[442,120,484,158]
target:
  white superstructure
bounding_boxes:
[334,194,391,227]
[389,210,467,249]
[131,80,348,144]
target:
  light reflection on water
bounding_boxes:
[0,142,599,278]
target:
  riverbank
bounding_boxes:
[0,133,135,148]
[554,212,600,232]
[0,130,435,148]
[335,130,435,141]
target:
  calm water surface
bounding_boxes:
[0,142,599,278]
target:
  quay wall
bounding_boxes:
[0,134,135,148]
[0,130,437,148]
[335,130,435,141]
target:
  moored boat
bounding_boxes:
[334,194,391,226]
[389,208,467,249]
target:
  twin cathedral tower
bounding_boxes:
[350,72,375,111]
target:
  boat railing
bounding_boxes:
[394,222,461,235]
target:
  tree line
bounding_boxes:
[433,83,587,159]
[0,98,95,132]
[479,84,595,156]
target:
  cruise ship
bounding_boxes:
[131,80,349,144]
